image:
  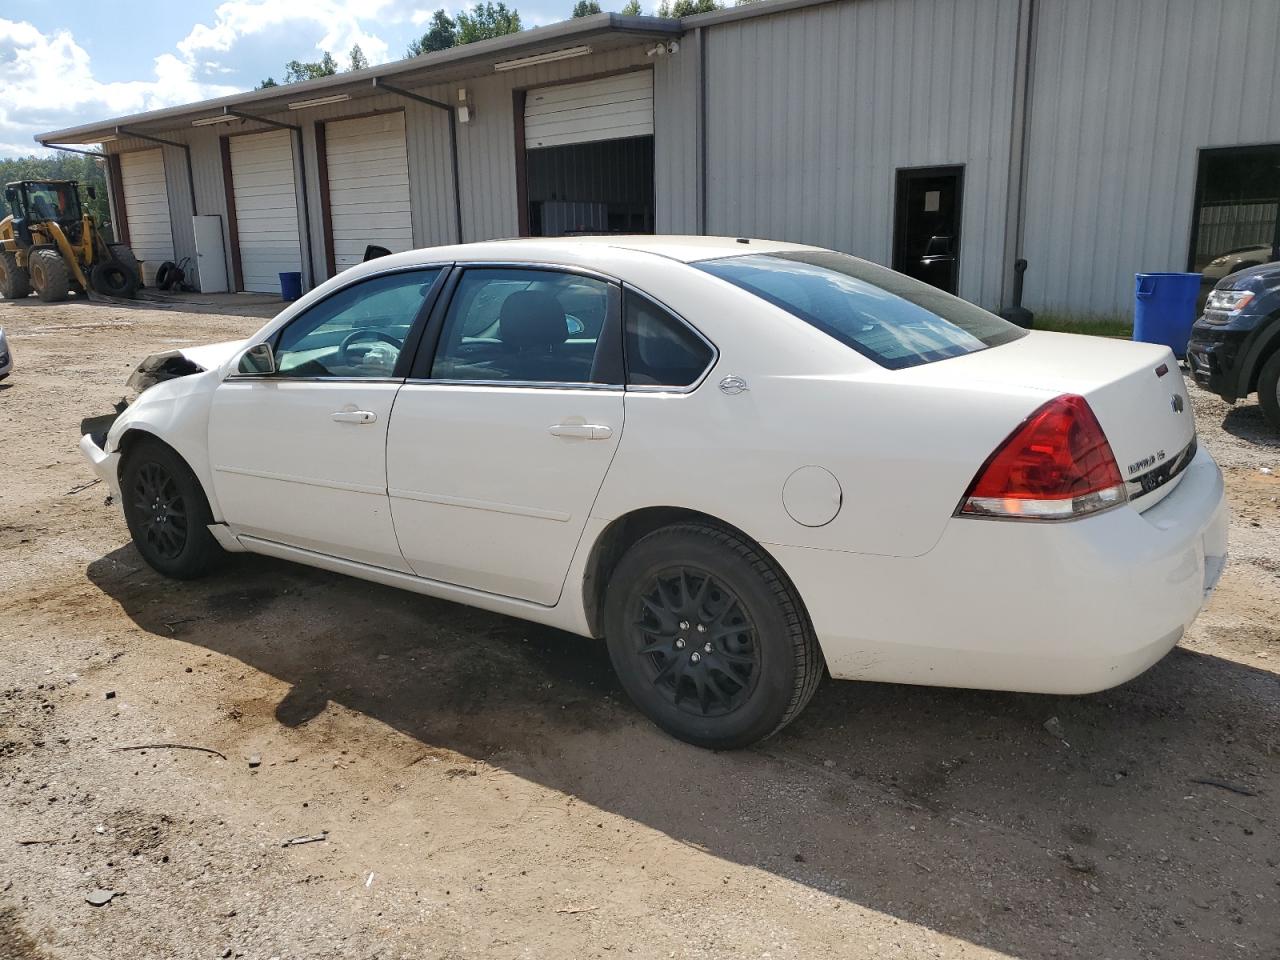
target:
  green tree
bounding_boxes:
[348,44,369,71]
[455,2,522,44]
[572,0,602,15]
[657,0,719,13]
[283,51,338,83]
[407,10,457,55]
[256,77,278,89]
[620,0,643,13]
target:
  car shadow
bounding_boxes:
[1221,403,1280,446]
[85,545,1279,959]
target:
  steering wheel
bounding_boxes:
[338,329,403,366]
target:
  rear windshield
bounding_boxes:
[697,251,1025,369]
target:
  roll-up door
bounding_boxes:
[324,112,413,272]
[525,71,653,149]
[118,149,174,285]
[229,129,303,294]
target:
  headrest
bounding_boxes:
[499,291,568,350]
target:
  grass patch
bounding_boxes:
[1031,312,1133,338]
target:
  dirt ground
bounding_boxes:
[0,294,1277,960]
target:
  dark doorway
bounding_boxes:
[893,165,964,294]
[1187,143,1280,278]
[525,135,654,237]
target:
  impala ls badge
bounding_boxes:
[719,375,749,395]
[1171,394,1184,413]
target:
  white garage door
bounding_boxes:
[119,149,174,285]
[325,113,413,272]
[525,71,654,149]
[229,129,303,294]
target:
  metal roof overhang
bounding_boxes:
[37,13,682,145]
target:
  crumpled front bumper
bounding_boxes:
[79,432,122,502]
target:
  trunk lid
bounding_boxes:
[913,331,1195,511]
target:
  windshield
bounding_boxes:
[697,250,1025,369]
[24,183,79,221]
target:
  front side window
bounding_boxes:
[698,251,1024,370]
[273,268,441,378]
[430,268,614,384]
[624,291,714,387]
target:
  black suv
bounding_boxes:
[1187,260,1280,429]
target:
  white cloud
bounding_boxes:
[178,0,400,68]
[0,17,239,153]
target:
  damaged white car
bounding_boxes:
[80,237,1228,749]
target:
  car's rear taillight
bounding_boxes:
[957,394,1128,521]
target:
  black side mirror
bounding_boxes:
[3,187,17,204]
[87,186,98,200]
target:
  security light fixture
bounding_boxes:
[287,93,352,110]
[191,114,237,127]
[493,45,592,72]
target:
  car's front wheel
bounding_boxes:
[604,522,824,749]
[1258,350,1280,431]
[120,438,220,579]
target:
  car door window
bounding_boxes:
[273,269,441,378]
[430,268,616,384]
[624,290,715,387]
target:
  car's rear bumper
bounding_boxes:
[772,446,1228,694]
[79,432,122,501]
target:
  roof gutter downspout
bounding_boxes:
[1001,0,1037,313]
[223,109,317,291]
[372,77,465,245]
[115,128,200,217]
[696,26,707,235]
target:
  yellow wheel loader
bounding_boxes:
[0,179,141,303]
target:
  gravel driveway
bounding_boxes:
[1,295,1277,960]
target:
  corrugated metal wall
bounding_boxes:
[700,0,1022,309]
[653,36,701,234]
[1021,0,1280,316]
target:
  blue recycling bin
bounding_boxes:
[279,271,303,301]
[1133,272,1200,359]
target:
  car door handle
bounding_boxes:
[548,423,613,440]
[331,410,377,424]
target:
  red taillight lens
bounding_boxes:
[957,394,1128,520]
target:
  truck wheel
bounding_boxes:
[604,522,824,749]
[90,259,140,298]
[27,249,71,302]
[1258,351,1280,431]
[0,251,32,299]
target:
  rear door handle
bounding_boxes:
[548,423,613,440]
[331,410,377,424]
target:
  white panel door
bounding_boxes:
[525,71,654,149]
[325,113,413,272]
[229,129,303,294]
[119,149,174,285]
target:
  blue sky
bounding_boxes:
[0,0,599,158]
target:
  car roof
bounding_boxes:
[428,235,821,265]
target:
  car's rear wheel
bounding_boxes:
[1258,351,1280,431]
[120,438,220,579]
[604,522,824,749]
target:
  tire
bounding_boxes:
[1258,350,1280,431]
[90,258,140,298]
[154,261,177,290]
[27,248,71,302]
[603,522,824,749]
[120,438,221,579]
[108,244,143,288]
[0,251,31,299]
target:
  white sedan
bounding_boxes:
[79,237,1228,749]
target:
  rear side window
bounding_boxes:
[697,251,1025,369]
[624,291,714,387]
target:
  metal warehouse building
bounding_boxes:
[37,0,1280,316]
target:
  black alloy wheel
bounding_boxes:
[631,566,761,717]
[130,459,189,560]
